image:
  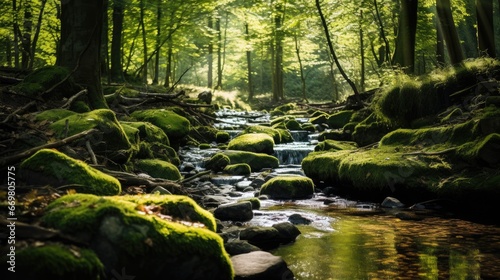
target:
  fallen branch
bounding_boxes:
[0,128,98,167]
[2,100,37,124]
[61,89,87,109]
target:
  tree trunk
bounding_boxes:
[164,40,173,88]
[152,0,162,85]
[215,16,223,89]
[373,0,391,65]
[245,22,254,101]
[21,1,32,69]
[436,15,445,66]
[359,10,365,92]
[273,1,285,101]
[140,0,148,84]
[436,0,465,65]
[316,0,359,96]
[100,0,109,83]
[294,33,307,102]
[110,0,125,82]
[207,17,213,89]
[13,0,20,68]
[476,0,496,57]
[392,0,418,73]
[29,0,47,69]
[57,0,108,109]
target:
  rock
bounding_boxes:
[214,201,254,222]
[50,109,134,163]
[272,222,301,244]
[260,176,315,199]
[288,213,312,225]
[203,195,231,208]
[381,197,405,208]
[35,108,77,122]
[224,163,252,175]
[224,240,261,256]
[238,197,261,210]
[20,148,121,195]
[205,153,230,172]
[135,159,182,180]
[239,226,281,250]
[241,125,282,144]
[227,133,275,155]
[224,150,279,171]
[120,121,170,146]
[198,90,212,104]
[13,66,79,99]
[151,186,172,195]
[231,251,294,280]
[41,193,232,280]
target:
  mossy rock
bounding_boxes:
[260,176,315,199]
[270,116,294,126]
[276,128,294,143]
[227,133,275,154]
[69,100,91,113]
[136,142,180,165]
[130,109,191,147]
[285,119,302,130]
[121,121,170,146]
[314,140,358,152]
[20,148,121,195]
[13,66,79,99]
[238,197,261,210]
[199,143,211,149]
[11,243,104,280]
[327,110,354,129]
[309,113,328,126]
[271,103,296,115]
[35,109,77,122]
[224,150,279,171]
[50,109,133,164]
[41,193,233,280]
[190,126,219,143]
[205,153,230,172]
[352,113,393,146]
[216,131,230,143]
[135,159,182,180]
[301,123,316,132]
[457,133,500,166]
[223,163,251,176]
[242,125,282,144]
[120,122,140,146]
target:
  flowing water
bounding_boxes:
[189,109,500,279]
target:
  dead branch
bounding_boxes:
[0,75,22,84]
[0,128,98,167]
[2,100,37,124]
[61,89,87,109]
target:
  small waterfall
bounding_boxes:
[289,130,310,142]
[274,143,315,165]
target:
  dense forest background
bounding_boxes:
[1,0,499,103]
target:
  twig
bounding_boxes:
[61,89,87,109]
[85,140,97,165]
[0,128,98,167]
[1,100,37,123]
[179,170,211,184]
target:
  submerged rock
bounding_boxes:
[231,251,294,280]
[214,201,254,222]
[20,148,121,195]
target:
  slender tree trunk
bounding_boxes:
[436,0,465,65]
[12,0,20,68]
[21,1,32,69]
[373,0,391,65]
[436,14,445,66]
[110,0,125,82]
[207,17,213,89]
[294,33,307,102]
[29,0,47,69]
[245,22,254,101]
[359,10,365,92]
[164,40,173,88]
[58,0,108,109]
[273,1,284,101]
[316,0,359,96]
[392,0,418,73]
[476,0,496,57]
[152,0,162,85]
[215,16,223,89]
[140,0,148,84]
[100,0,109,83]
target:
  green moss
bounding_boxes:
[35,109,77,122]
[70,101,91,113]
[309,114,328,125]
[227,133,275,154]
[136,142,179,165]
[122,121,170,146]
[190,126,219,143]
[135,159,182,180]
[224,150,279,171]
[14,244,104,280]
[315,140,358,152]
[440,107,463,123]
[242,125,282,144]
[223,163,251,175]
[456,133,500,165]
[130,109,191,144]
[260,176,315,199]
[301,123,316,132]
[13,66,78,99]
[352,113,393,146]
[276,128,294,143]
[199,143,211,149]
[238,197,261,210]
[205,153,230,172]
[120,122,140,145]
[20,149,121,195]
[216,131,230,143]
[41,193,233,279]
[327,110,354,129]
[50,109,133,163]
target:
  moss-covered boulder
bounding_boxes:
[50,109,134,163]
[131,109,190,148]
[135,159,182,180]
[227,133,275,154]
[216,131,231,143]
[41,193,233,280]
[35,109,77,122]
[314,140,358,152]
[327,110,354,129]
[20,149,121,195]
[224,163,252,176]
[242,125,282,144]
[205,153,230,172]
[11,243,104,280]
[260,176,315,199]
[121,121,170,146]
[224,150,279,171]
[13,66,79,99]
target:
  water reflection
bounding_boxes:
[271,210,500,280]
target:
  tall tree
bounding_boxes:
[476,0,496,57]
[153,0,162,85]
[272,0,285,101]
[110,0,125,82]
[29,0,48,69]
[392,0,418,73]
[207,16,214,89]
[245,21,254,100]
[436,0,465,65]
[57,0,107,109]
[21,0,32,69]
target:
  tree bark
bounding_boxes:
[245,22,254,101]
[207,17,213,89]
[29,0,47,69]
[392,0,418,73]
[110,0,125,82]
[57,0,108,109]
[476,0,496,57]
[153,0,162,85]
[436,0,465,65]
[272,1,285,101]
[140,0,148,84]
[21,0,32,69]
[294,33,307,102]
